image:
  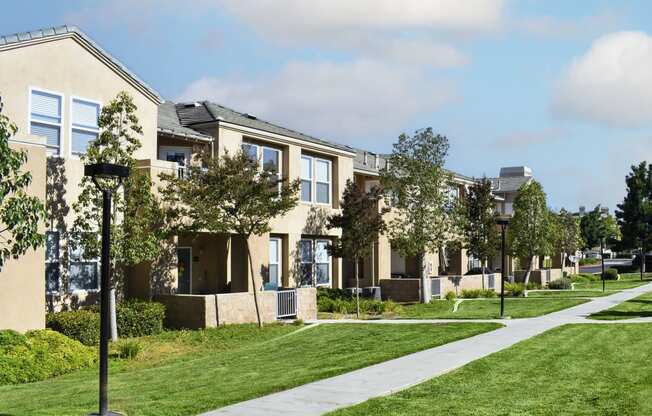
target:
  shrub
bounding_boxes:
[444,291,456,301]
[548,278,572,290]
[116,300,165,338]
[317,287,352,302]
[46,309,100,346]
[117,340,142,360]
[0,329,95,386]
[526,282,542,290]
[460,289,497,298]
[317,296,402,315]
[292,319,304,326]
[505,283,524,297]
[570,273,599,283]
[579,258,600,266]
[603,268,619,281]
[47,301,165,345]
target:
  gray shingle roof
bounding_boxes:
[490,176,532,193]
[175,101,355,154]
[158,102,212,141]
[0,25,162,103]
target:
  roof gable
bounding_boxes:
[0,25,162,104]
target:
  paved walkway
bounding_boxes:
[201,282,652,416]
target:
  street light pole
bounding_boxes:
[85,163,129,416]
[600,238,605,293]
[496,216,510,319]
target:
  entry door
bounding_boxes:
[177,247,192,294]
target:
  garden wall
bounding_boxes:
[380,279,421,302]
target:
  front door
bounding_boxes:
[177,247,192,294]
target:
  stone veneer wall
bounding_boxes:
[158,288,317,329]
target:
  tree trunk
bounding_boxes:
[419,251,429,304]
[244,238,263,328]
[481,258,486,290]
[354,258,360,319]
[522,256,534,297]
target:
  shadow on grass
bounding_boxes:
[590,310,652,319]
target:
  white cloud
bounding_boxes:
[222,0,506,44]
[516,12,622,39]
[178,59,456,147]
[551,31,652,127]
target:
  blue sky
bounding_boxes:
[3,0,652,212]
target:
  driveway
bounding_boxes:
[202,282,652,416]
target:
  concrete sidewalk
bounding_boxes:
[201,282,652,416]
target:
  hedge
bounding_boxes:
[603,268,619,281]
[0,329,95,386]
[47,300,165,345]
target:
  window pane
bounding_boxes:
[316,182,329,204]
[69,262,98,291]
[71,129,98,155]
[299,240,313,263]
[315,241,329,263]
[31,122,60,149]
[262,148,279,173]
[301,179,312,202]
[301,156,312,179]
[31,90,61,121]
[45,263,60,293]
[300,264,313,286]
[72,99,99,129]
[45,232,59,261]
[268,264,279,286]
[269,238,279,263]
[242,143,258,161]
[315,159,330,182]
[316,264,330,285]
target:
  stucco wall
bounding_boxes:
[0,137,47,331]
[296,287,317,321]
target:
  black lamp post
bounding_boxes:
[599,211,607,293]
[84,163,129,416]
[496,216,510,319]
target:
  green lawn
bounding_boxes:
[589,291,652,320]
[398,298,587,319]
[329,324,652,416]
[574,280,649,291]
[0,323,500,416]
[527,290,611,298]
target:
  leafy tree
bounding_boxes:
[71,92,164,294]
[616,162,652,277]
[552,208,583,275]
[581,206,620,250]
[458,177,499,288]
[0,99,45,269]
[327,180,386,318]
[161,150,300,327]
[380,128,454,303]
[508,180,551,289]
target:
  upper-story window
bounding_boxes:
[301,155,331,205]
[242,141,282,188]
[71,98,100,156]
[29,89,63,156]
[45,231,61,294]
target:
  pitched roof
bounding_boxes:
[174,101,355,154]
[158,102,212,142]
[0,25,162,104]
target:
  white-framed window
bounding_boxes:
[267,237,282,290]
[70,97,100,156]
[298,238,332,287]
[45,231,61,294]
[69,237,99,292]
[301,155,331,205]
[241,141,282,190]
[159,146,192,178]
[29,88,63,156]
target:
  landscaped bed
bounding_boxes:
[0,322,501,415]
[589,291,652,320]
[398,298,587,319]
[329,323,652,416]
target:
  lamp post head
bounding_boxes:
[495,215,511,227]
[84,163,130,191]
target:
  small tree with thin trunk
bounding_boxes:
[71,92,164,295]
[616,162,652,280]
[552,208,583,275]
[458,177,499,289]
[508,180,551,292]
[380,128,454,304]
[0,98,45,269]
[161,150,300,327]
[327,180,386,318]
